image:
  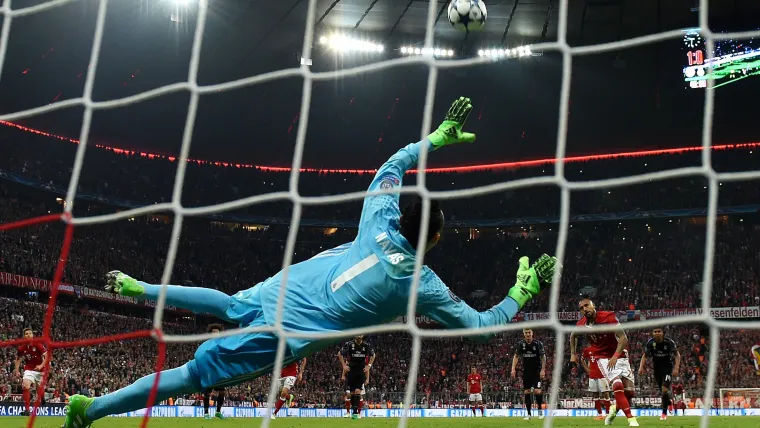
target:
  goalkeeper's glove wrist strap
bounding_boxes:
[427,132,445,149]
[507,286,533,309]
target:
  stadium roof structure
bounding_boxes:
[0,0,759,169]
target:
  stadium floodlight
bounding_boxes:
[318,34,384,54]
[478,45,533,59]
[399,45,455,58]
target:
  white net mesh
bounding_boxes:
[2,0,760,427]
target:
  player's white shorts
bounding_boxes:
[278,376,296,390]
[346,385,365,395]
[468,393,483,402]
[597,357,634,383]
[23,370,42,385]
[588,377,611,393]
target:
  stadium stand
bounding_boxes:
[1,128,760,410]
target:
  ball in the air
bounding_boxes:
[448,0,487,32]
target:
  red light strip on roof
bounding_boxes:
[2,120,758,174]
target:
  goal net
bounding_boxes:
[1,1,760,428]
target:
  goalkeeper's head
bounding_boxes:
[400,197,444,253]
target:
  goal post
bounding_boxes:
[719,388,760,411]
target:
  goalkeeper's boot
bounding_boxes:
[204,413,212,420]
[507,254,557,308]
[105,270,144,297]
[604,404,617,425]
[352,413,359,420]
[215,411,226,420]
[63,395,94,428]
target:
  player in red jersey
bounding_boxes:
[671,382,686,415]
[581,347,611,420]
[271,358,307,419]
[570,297,638,427]
[13,328,47,416]
[466,367,485,417]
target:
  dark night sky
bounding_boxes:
[1,0,759,169]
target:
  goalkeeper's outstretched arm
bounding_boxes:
[416,255,555,342]
[357,97,476,234]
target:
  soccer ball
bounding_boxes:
[448,0,487,32]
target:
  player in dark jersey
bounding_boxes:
[638,327,680,421]
[338,336,375,420]
[203,324,226,420]
[511,329,546,420]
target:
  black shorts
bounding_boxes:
[523,370,542,390]
[204,387,226,395]
[345,369,366,392]
[654,368,673,390]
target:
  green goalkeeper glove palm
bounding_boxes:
[427,96,476,149]
[507,254,557,309]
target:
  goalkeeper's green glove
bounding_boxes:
[507,254,557,309]
[427,96,477,149]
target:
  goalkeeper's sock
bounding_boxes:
[140,283,232,320]
[86,362,200,421]
[203,393,210,415]
[351,394,360,415]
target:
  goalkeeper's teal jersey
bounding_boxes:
[236,139,520,357]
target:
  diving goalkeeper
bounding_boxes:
[62,97,557,427]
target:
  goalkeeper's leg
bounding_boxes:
[107,271,234,321]
[66,328,287,427]
[65,361,201,426]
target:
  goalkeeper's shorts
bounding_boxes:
[192,284,299,389]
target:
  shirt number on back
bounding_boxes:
[331,254,380,292]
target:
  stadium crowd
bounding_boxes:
[1,295,759,408]
[1,125,760,222]
[1,126,760,409]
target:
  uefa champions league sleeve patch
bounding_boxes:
[379,174,400,189]
[448,290,462,303]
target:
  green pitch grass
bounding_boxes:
[6,417,760,428]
